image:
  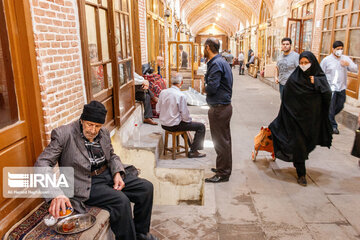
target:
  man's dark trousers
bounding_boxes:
[279,84,285,100]
[239,61,244,75]
[85,168,154,240]
[329,90,346,129]
[162,121,205,151]
[293,162,306,177]
[143,92,153,119]
[135,90,153,119]
[208,104,233,177]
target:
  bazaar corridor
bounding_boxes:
[149,69,360,240]
[1,0,360,239]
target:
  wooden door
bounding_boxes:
[79,0,116,129]
[287,18,303,53]
[302,19,313,51]
[114,0,135,125]
[79,0,136,127]
[258,29,266,64]
[0,0,43,236]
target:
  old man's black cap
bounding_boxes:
[80,101,107,124]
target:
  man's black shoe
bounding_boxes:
[137,233,159,240]
[333,128,339,134]
[205,175,229,183]
[188,151,206,158]
[211,168,217,173]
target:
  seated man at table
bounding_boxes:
[156,74,206,158]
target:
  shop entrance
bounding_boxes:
[168,41,195,90]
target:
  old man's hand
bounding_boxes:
[49,195,72,219]
[113,172,125,191]
[142,80,149,90]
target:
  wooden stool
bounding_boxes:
[163,130,189,160]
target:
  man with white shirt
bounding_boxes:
[156,74,206,158]
[320,41,358,134]
[238,51,245,75]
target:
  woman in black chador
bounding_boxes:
[269,51,333,186]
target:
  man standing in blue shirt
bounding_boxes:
[203,38,233,183]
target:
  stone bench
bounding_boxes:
[112,103,204,205]
[3,201,115,240]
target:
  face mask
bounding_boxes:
[334,49,343,57]
[299,63,311,72]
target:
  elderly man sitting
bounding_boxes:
[156,74,206,158]
[35,101,158,240]
[246,52,255,69]
[134,72,158,125]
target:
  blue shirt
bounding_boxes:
[205,54,233,105]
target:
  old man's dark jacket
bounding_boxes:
[35,121,125,213]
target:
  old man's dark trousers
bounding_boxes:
[85,168,154,240]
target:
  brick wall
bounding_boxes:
[30,0,85,143]
[138,0,148,65]
[312,0,324,58]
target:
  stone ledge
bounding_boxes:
[111,104,205,205]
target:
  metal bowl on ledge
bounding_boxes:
[54,213,96,235]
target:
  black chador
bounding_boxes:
[269,51,332,165]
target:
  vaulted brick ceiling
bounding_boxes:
[180,0,274,35]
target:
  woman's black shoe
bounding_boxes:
[137,233,159,240]
[297,176,307,186]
